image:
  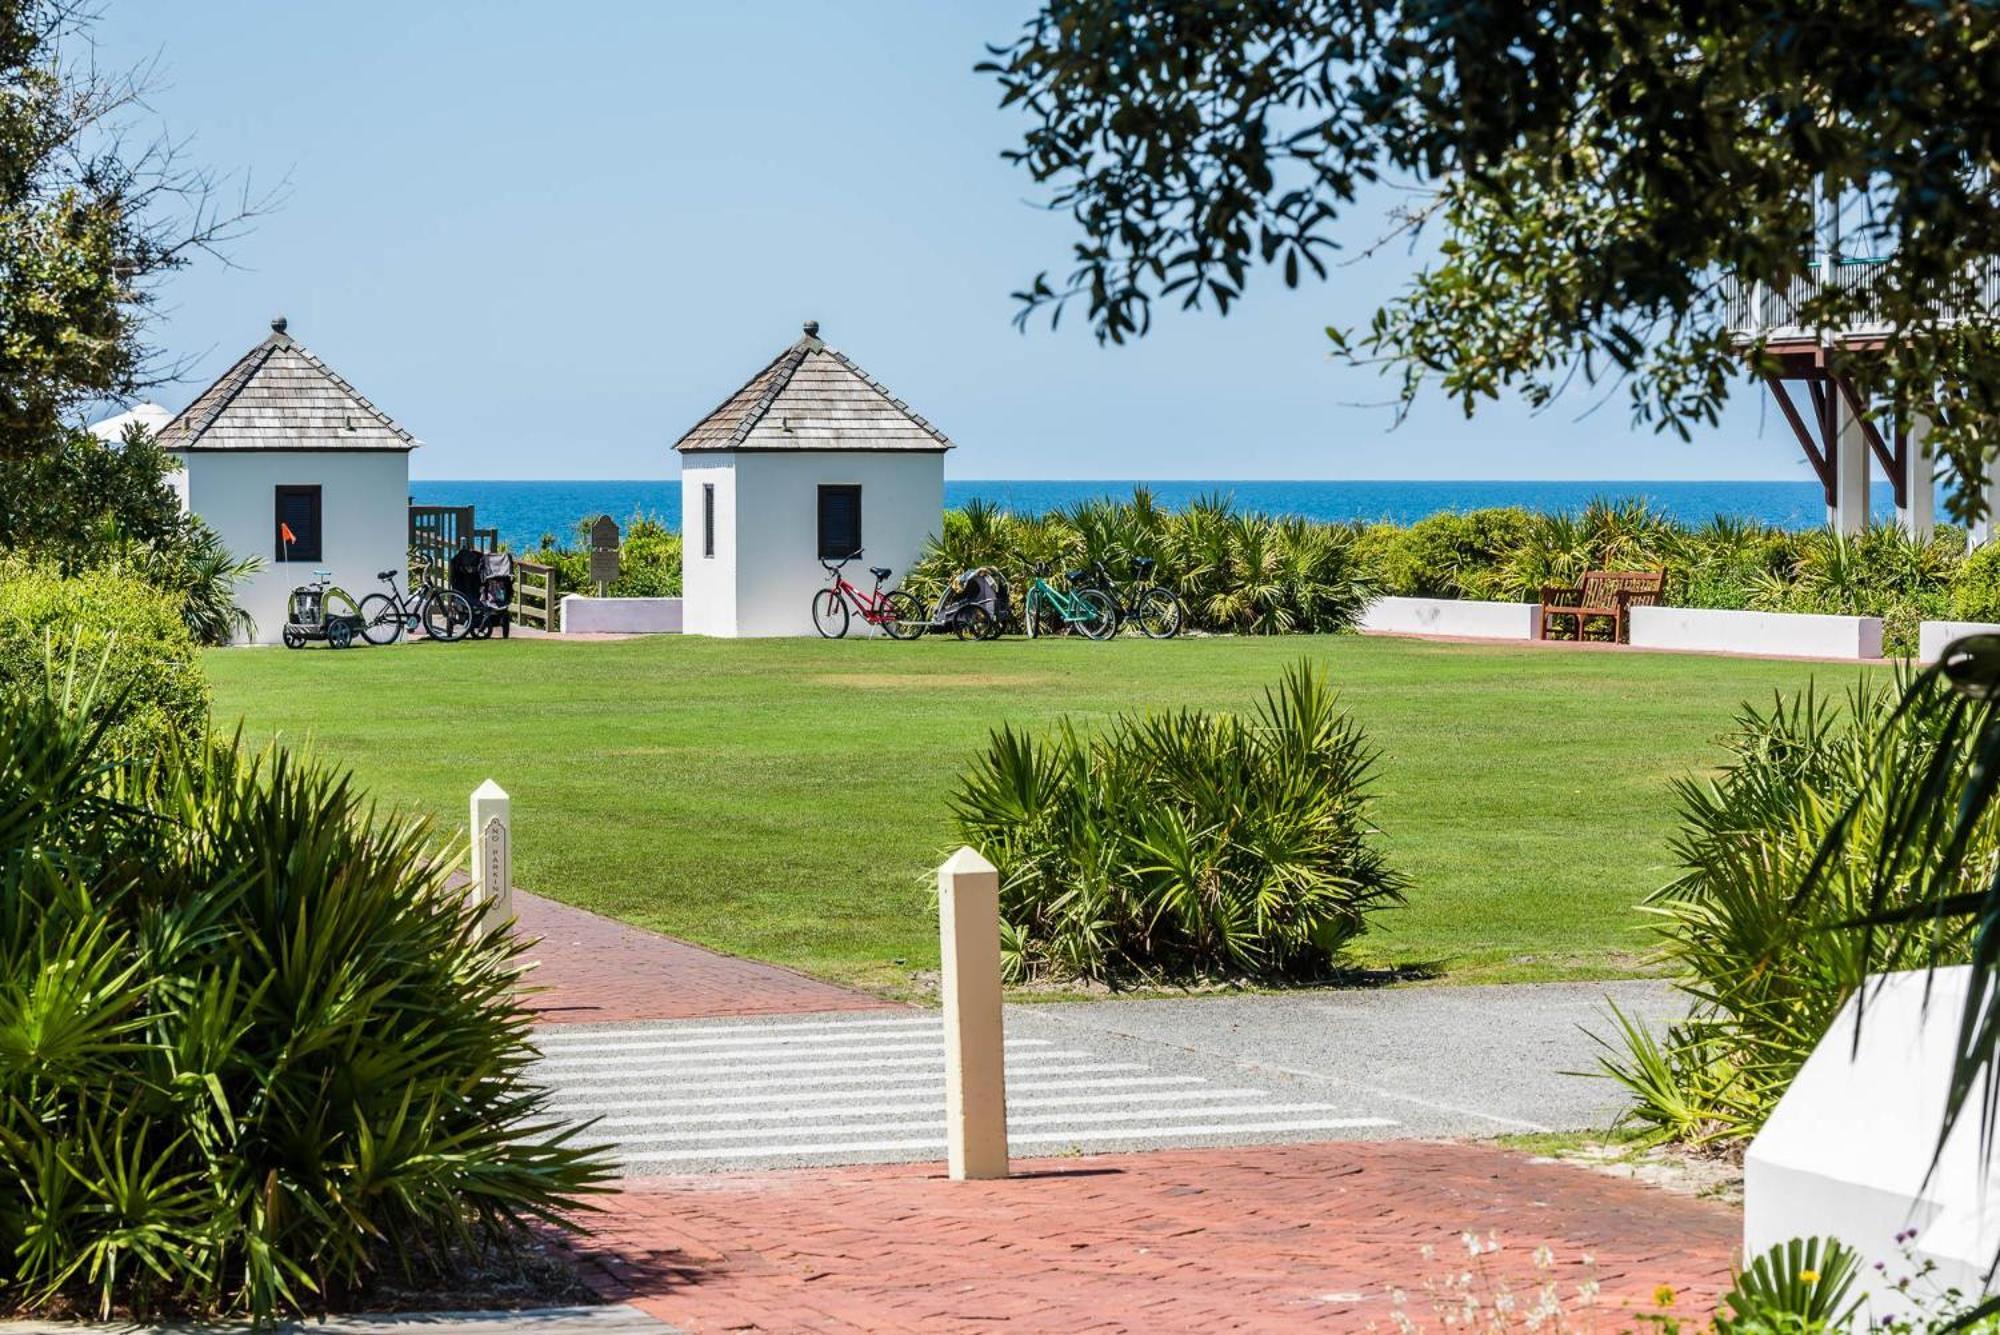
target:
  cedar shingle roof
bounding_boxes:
[674,322,953,453]
[158,318,418,452]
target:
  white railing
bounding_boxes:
[1720,258,1999,342]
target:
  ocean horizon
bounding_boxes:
[409,478,1930,553]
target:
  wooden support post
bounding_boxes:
[938,847,1008,1180]
[469,779,513,933]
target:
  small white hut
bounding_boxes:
[158,317,418,644]
[676,321,951,637]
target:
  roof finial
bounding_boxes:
[803,319,820,338]
[271,315,288,334]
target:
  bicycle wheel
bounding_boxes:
[1024,590,1050,639]
[1074,588,1119,641]
[328,619,354,650]
[358,593,404,645]
[879,590,925,639]
[1132,586,1184,639]
[423,590,473,642]
[811,588,850,638]
[952,605,993,641]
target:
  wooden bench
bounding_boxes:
[1538,569,1666,643]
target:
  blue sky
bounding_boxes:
[96,2,1807,483]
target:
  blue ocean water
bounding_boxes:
[409,478,1918,553]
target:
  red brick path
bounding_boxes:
[509,890,905,1024]
[571,1141,1740,1332]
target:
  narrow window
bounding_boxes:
[702,483,716,558]
[817,484,861,561]
[274,485,323,562]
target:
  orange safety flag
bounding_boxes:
[279,522,297,544]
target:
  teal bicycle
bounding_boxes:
[1021,564,1119,640]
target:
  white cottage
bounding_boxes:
[158,318,417,644]
[676,321,951,637]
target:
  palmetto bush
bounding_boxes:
[0,681,609,1320]
[1600,675,1980,1146]
[950,661,1404,984]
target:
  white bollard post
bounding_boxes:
[469,779,513,933]
[938,846,1008,1180]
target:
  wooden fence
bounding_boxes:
[515,561,557,631]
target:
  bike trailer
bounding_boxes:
[281,582,364,650]
[933,566,1011,633]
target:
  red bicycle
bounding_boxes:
[811,552,924,639]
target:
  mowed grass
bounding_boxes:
[203,634,1881,994]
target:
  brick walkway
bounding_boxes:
[570,1141,1740,1332]
[510,891,905,1024]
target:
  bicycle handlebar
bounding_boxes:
[819,550,864,573]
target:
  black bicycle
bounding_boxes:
[1081,557,1184,639]
[358,568,473,645]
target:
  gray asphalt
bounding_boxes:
[532,980,1679,1176]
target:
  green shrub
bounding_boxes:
[0,559,207,753]
[951,661,1405,984]
[1600,676,1980,1146]
[1368,507,1534,599]
[0,681,609,1320]
[1948,538,2000,622]
[520,512,683,611]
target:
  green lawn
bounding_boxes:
[203,634,1881,995]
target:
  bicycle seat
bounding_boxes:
[376,569,398,581]
[870,566,892,582]
[1064,568,1086,582]
[1132,557,1155,576]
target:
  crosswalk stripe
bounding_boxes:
[540,1050,1097,1081]
[578,1089,1273,1130]
[540,1039,1088,1071]
[536,1028,970,1057]
[585,1102,1352,1147]
[538,1039,989,1070]
[543,1059,1148,1096]
[533,1016,938,1045]
[617,1118,1398,1165]
[545,1072,1201,1114]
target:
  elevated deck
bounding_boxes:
[1721,258,2000,349]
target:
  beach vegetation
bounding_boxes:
[520,511,682,608]
[950,660,1403,984]
[1599,676,1979,1146]
[0,670,608,1321]
[0,559,208,755]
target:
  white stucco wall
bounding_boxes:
[681,450,944,637]
[1918,620,2000,663]
[560,595,683,634]
[679,457,738,638]
[1746,967,2000,1323]
[181,449,410,645]
[1359,596,1537,639]
[1628,605,1884,660]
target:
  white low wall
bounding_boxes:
[1359,596,1536,640]
[560,595,683,635]
[1918,620,2000,663]
[1746,967,1999,1323]
[1628,605,1882,660]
